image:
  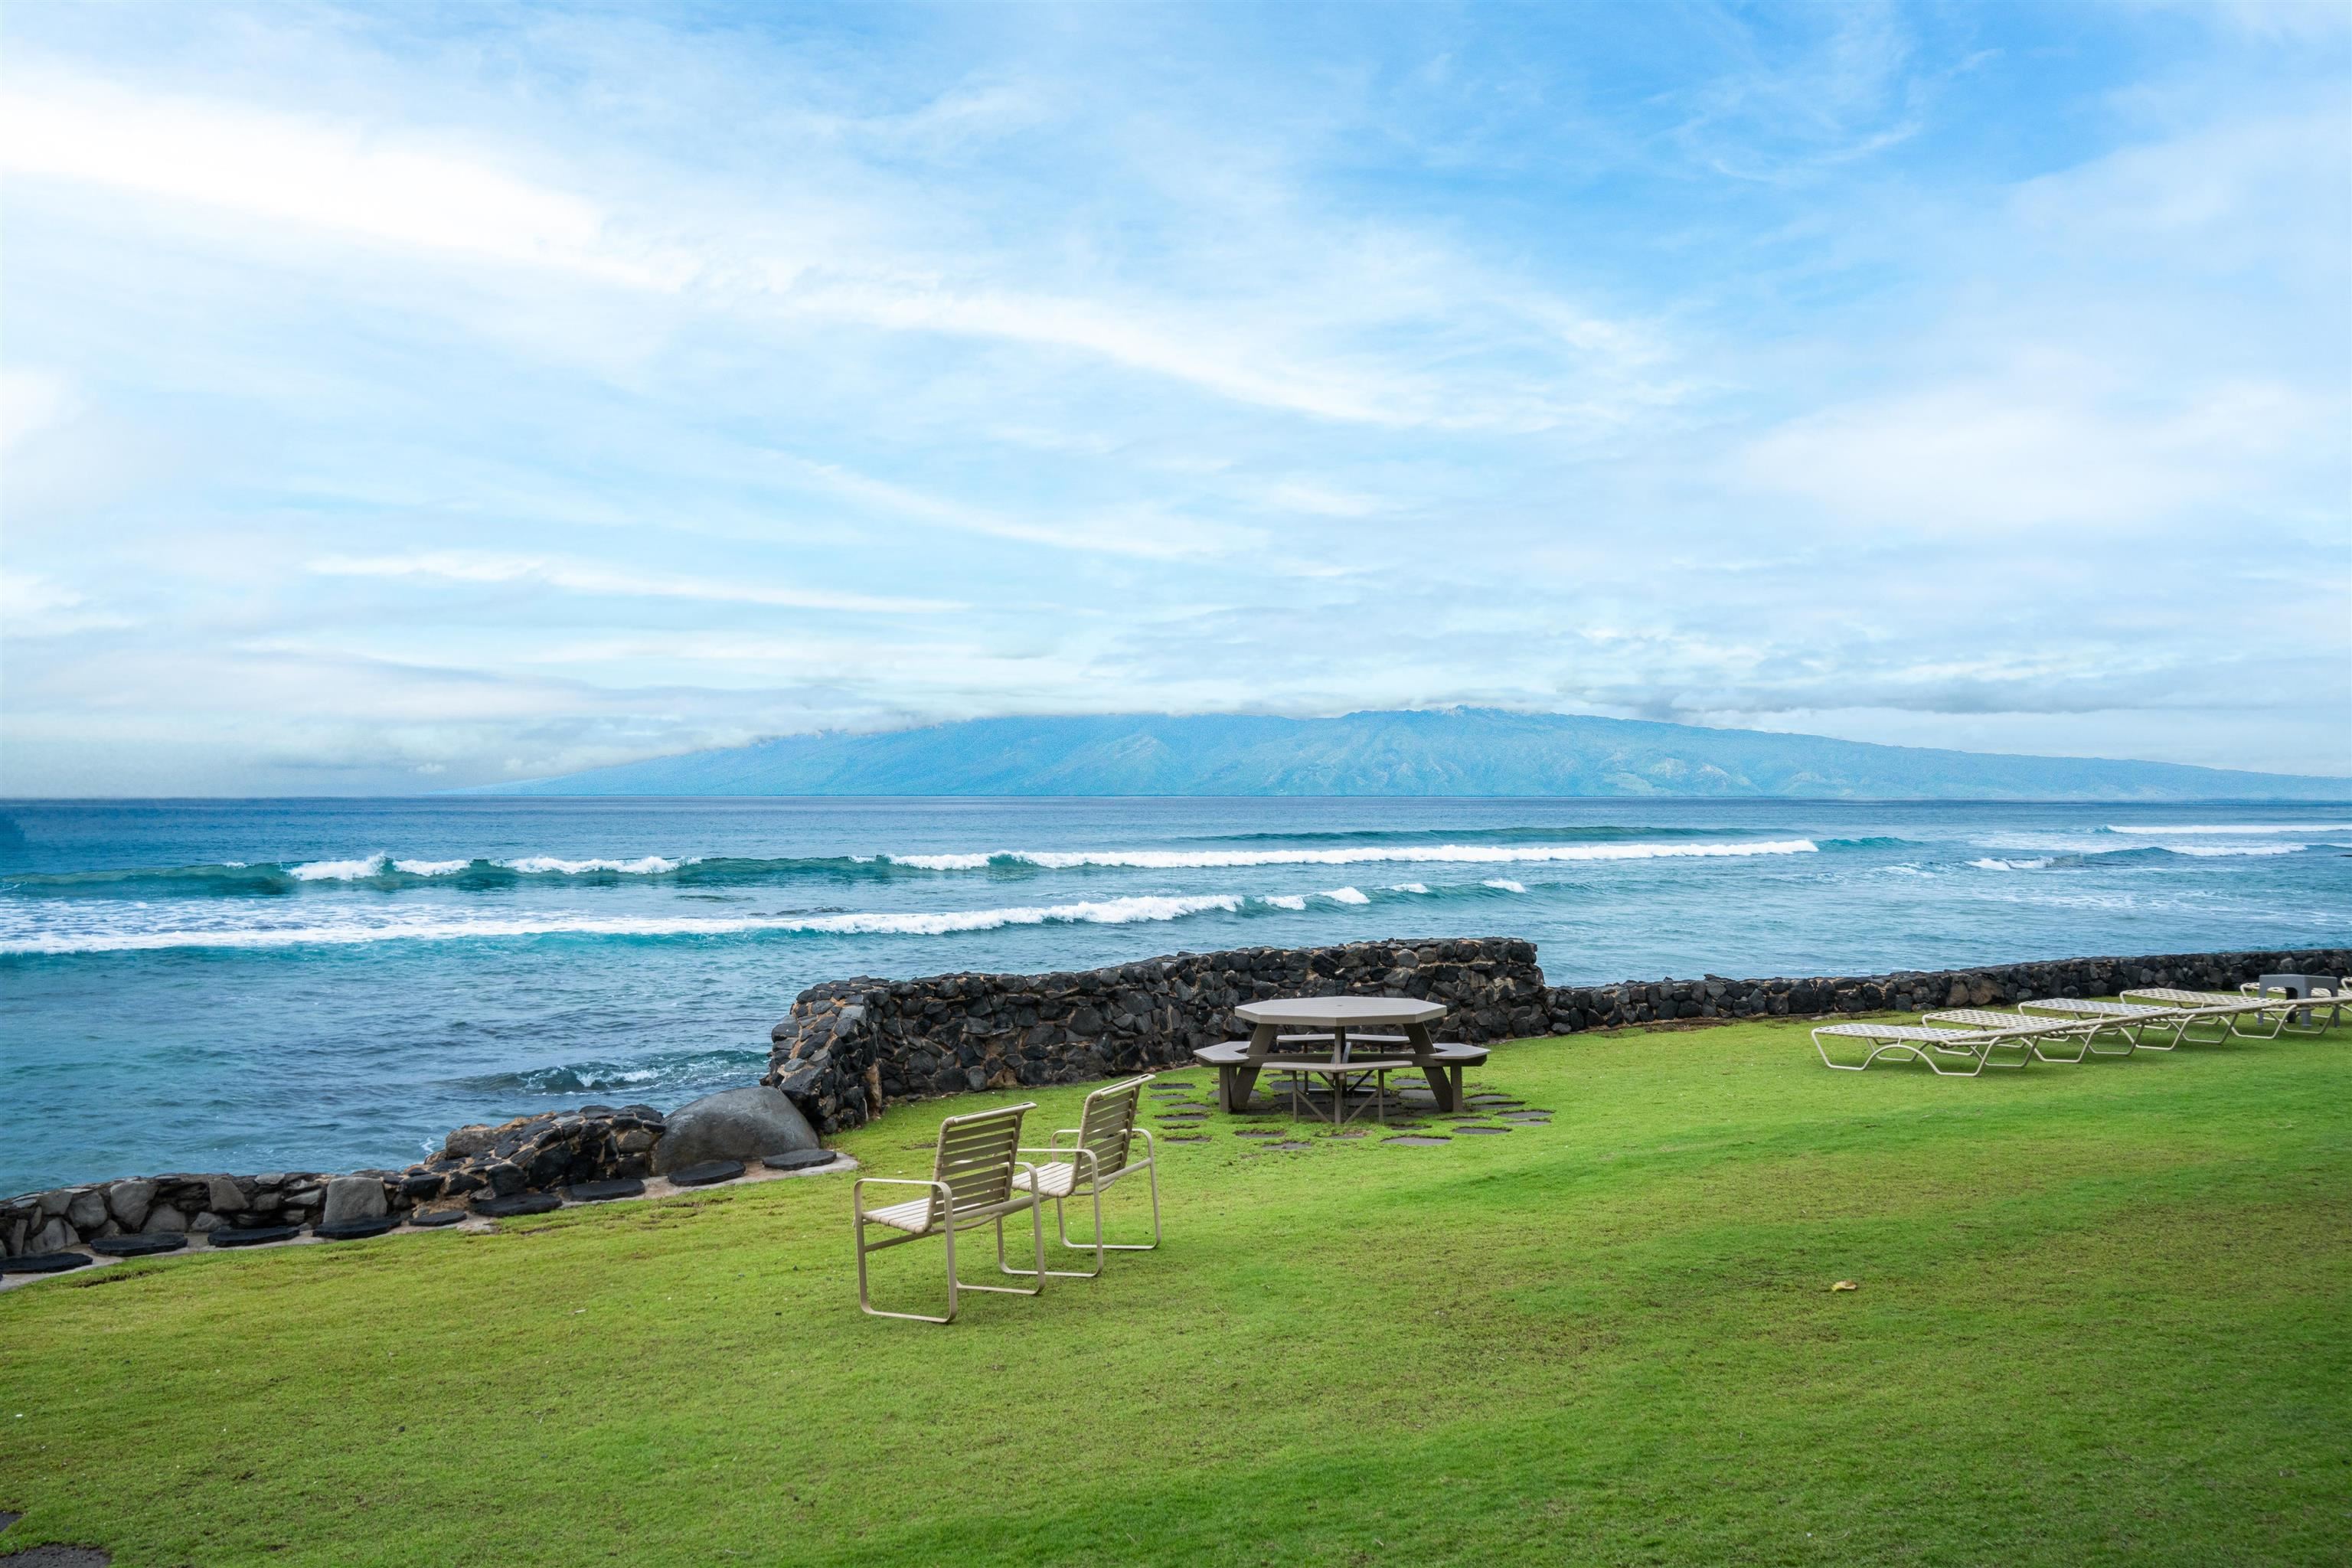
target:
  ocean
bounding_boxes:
[3,796,2347,1196]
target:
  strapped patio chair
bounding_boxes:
[1921,1008,2107,1063]
[2118,987,2303,1041]
[1015,1075,1161,1279]
[2014,997,2188,1050]
[1811,1021,2040,1076]
[853,1102,1045,1324]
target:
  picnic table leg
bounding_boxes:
[1227,1022,1278,1112]
[1404,1021,1459,1112]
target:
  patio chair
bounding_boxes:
[1811,1021,2040,1076]
[2118,987,2303,1040]
[853,1102,1046,1324]
[1921,1008,2108,1063]
[2014,997,2188,1050]
[1016,1075,1161,1279]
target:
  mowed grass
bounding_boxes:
[2,1014,2347,1567]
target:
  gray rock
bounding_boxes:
[444,1125,496,1158]
[190,1211,222,1232]
[207,1175,247,1213]
[29,1217,74,1253]
[142,1206,188,1234]
[64,1188,107,1233]
[652,1086,817,1174]
[320,1176,389,1227]
[107,1178,156,1230]
[38,1188,72,1217]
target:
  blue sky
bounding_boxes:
[2,1,2347,794]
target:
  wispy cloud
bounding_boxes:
[305,552,959,615]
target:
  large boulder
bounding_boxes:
[320,1176,388,1227]
[652,1086,818,1174]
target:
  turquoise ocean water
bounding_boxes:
[3,796,2347,1195]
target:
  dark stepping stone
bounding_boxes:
[314,1217,400,1241]
[0,1252,93,1274]
[1498,1113,1552,1123]
[209,1225,302,1248]
[1453,1125,1513,1135]
[90,1233,188,1258]
[0,1547,112,1566]
[407,1207,468,1227]
[1233,1128,1282,1138]
[1384,1135,1450,1146]
[566,1178,647,1202]
[666,1160,744,1187]
[1162,1133,1210,1142]
[1265,1142,1312,1151]
[472,1192,562,1218]
[762,1149,838,1171]
[0,1510,18,1530]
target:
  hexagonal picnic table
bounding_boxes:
[1194,996,1486,1116]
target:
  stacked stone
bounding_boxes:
[765,939,1549,1134]
[1540,947,2352,1032]
[2,1171,341,1256]
[390,1105,665,1207]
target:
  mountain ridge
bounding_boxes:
[458,709,2350,801]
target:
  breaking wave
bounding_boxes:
[885,838,1820,871]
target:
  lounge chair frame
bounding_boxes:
[2242,976,2347,1034]
[853,1102,1046,1325]
[2119,988,2299,1041]
[1018,1075,1162,1279]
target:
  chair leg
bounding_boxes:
[974,1208,1045,1296]
[853,1214,959,1325]
[1055,1164,1161,1255]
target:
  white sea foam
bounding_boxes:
[1262,894,1308,910]
[1389,882,1431,894]
[1325,886,1370,905]
[1483,877,1528,893]
[887,839,1817,871]
[1969,857,2053,871]
[500,855,687,875]
[287,854,396,881]
[393,858,470,877]
[2161,844,2304,858]
[2111,824,2341,835]
[0,891,1250,956]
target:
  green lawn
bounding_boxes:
[3,1014,2347,1566]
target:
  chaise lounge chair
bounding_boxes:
[2014,997,2188,1050]
[1015,1074,1162,1279]
[2239,975,2347,1032]
[1811,1020,2043,1076]
[1920,1008,2109,1063]
[2118,986,2307,1041]
[852,1102,1046,1324]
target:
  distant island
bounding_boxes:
[458,708,2350,801]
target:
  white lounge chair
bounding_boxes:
[2118,987,2304,1040]
[2014,997,2187,1050]
[1015,1074,1162,1279]
[1811,1021,2040,1076]
[853,1102,1046,1324]
[1920,1008,2106,1063]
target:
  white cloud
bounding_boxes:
[304,551,959,615]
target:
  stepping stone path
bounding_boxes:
[0,1252,93,1274]
[472,1193,562,1219]
[1162,1133,1209,1143]
[565,1178,646,1202]
[1452,1125,1512,1135]
[210,1224,303,1248]
[1384,1135,1450,1146]
[666,1159,745,1187]
[90,1233,186,1258]
[763,1149,839,1171]
[1233,1128,1282,1138]
[1498,1112,1552,1123]
[1263,1142,1312,1152]
[314,1217,400,1241]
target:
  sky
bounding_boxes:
[2,1,2347,795]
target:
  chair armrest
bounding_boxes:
[1127,1127,1156,1162]
[1017,1145,1099,1178]
[852,1176,950,1217]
